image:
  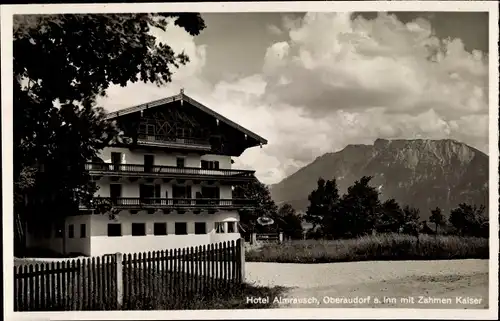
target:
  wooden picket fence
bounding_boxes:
[14,239,245,311]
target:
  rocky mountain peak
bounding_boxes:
[270,138,488,221]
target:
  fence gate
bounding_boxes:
[250,232,284,244]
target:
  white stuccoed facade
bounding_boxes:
[26,92,266,257]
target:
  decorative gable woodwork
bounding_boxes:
[110,92,266,156]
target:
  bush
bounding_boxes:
[246,233,489,263]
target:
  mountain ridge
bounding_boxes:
[269,138,488,221]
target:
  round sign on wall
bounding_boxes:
[257,216,274,226]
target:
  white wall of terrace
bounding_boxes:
[94,179,233,199]
[97,147,233,170]
[89,210,240,256]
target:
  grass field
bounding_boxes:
[246,233,489,263]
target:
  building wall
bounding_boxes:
[85,147,241,256]
[95,147,234,199]
[25,215,92,256]
[97,147,233,169]
[89,210,240,256]
[64,215,92,255]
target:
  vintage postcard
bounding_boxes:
[1,1,498,320]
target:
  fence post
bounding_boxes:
[115,252,123,309]
[239,238,246,283]
[251,233,257,244]
[279,232,284,244]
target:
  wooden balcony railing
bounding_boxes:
[85,163,255,179]
[84,197,255,210]
[137,134,211,149]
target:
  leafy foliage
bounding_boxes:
[235,180,304,238]
[429,207,445,234]
[449,203,488,237]
[235,180,278,234]
[377,198,404,233]
[276,204,304,240]
[399,205,421,235]
[14,13,206,229]
[304,178,340,237]
[337,176,381,238]
[303,175,486,240]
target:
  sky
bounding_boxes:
[97,11,489,185]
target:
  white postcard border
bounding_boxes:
[2,2,498,320]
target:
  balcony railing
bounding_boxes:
[84,197,255,210]
[136,134,211,150]
[85,163,255,180]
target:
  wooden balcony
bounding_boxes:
[85,163,256,182]
[136,134,212,151]
[82,197,255,211]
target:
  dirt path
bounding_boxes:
[245,259,489,309]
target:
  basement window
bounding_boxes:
[194,222,207,235]
[154,223,167,236]
[175,222,188,235]
[131,223,146,236]
[80,224,87,238]
[107,223,122,237]
[68,224,74,238]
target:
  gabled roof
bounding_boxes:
[105,90,268,145]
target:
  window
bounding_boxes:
[140,184,161,204]
[194,222,207,235]
[107,223,122,237]
[144,155,154,172]
[175,222,188,235]
[154,223,167,235]
[215,222,225,234]
[111,152,122,165]
[201,186,220,199]
[110,184,122,201]
[176,127,187,137]
[201,160,220,170]
[227,222,237,233]
[172,185,192,205]
[55,224,64,238]
[132,223,146,236]
[176,157,185,168]
[80,224,86,238]
[146,124,155,135]
[173,185,191,198]
[68,224,74,238]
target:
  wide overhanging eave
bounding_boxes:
[104,94,268,145]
